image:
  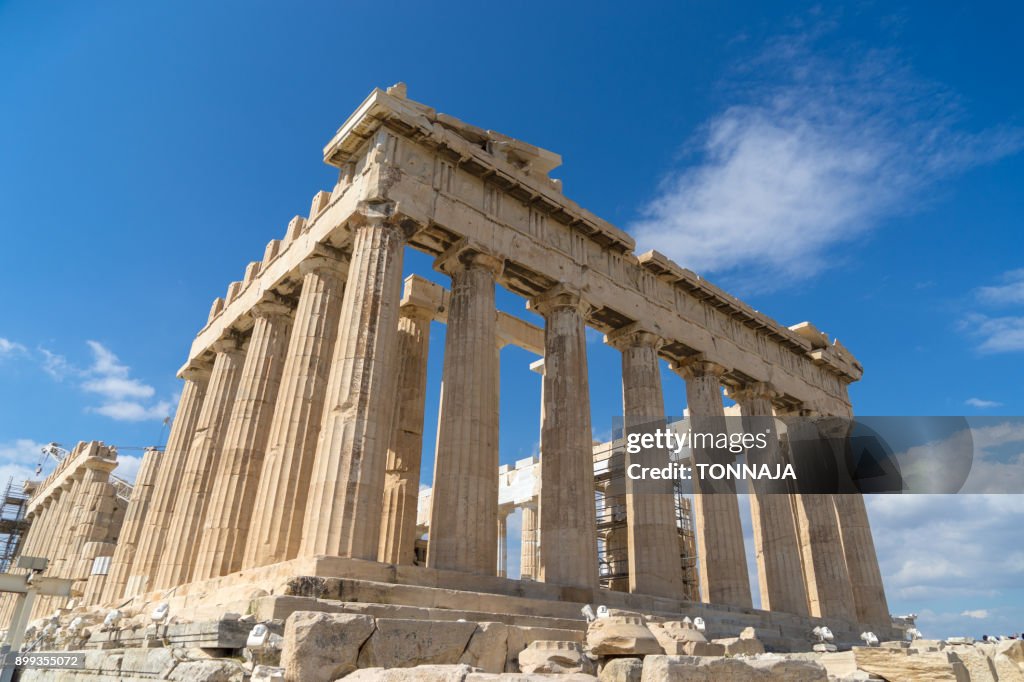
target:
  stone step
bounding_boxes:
[253,594,587,633]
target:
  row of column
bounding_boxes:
[109,213,887,628]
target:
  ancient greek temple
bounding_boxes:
[6,84,893,649]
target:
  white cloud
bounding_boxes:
[0,338,27,356]
[113,454,142,483]
[960,609,989,619]
[0,439,48,484]
[976,269,1024,306]
[629,31,1023,290]
[965,398,1002,409]
[90,400,172,422]
[38,347,72,380]
[962,313,1024,353]
[82,376,155,400]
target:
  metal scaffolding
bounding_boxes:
[593,441,700,601]
[0,479,32,573]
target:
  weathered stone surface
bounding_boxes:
[357,618,478,669]
[599,657,643,682]
[518,640,595,675]
[648,621,706,655]
[252,665,286,682]
[713,635,766,656]
[851,646,969,681]
[460,622,509,673]
[466,675,597,681]
[167,659,245,681]
[586,616,661,655]
[344,664,478,681]
[640,655,828,681]
[281,611,375,682]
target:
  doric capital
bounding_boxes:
[528,284,592,317]
[670,355,728,381]
[298,243,349,279]
[179,362,212,383]
[353,200,419,240]
[210,335,244,355]
[251,296,293,321]
[726,381,779,405]
[603,322,664,352]
[435,239,505,278]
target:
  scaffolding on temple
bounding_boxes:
[0,478,34,573]
[593,441,700,601]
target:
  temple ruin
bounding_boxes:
[1,84,909,678]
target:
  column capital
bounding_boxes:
[528,284,592,317]
[603,322,664,352]
[353,200,418,240]
[210,335,245,355]
[727,381,779,405]
[669,354,728,381]
[251,296,293,321]
[435,239,504,278]
[179,362,212,383]
[298,244,349,278]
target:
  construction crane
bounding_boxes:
[38,443,134,503]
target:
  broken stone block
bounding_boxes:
[598,656,642,682]
[167,659,246,681]
[713,635,766,656]
[345,664,478,681]
[648,621,707,655]
[518,640,595,675]
[852,646,970,681]
[357,618,478,669]
[586,616,661,655]
[280,611,375,682]
[641,654,828,681]
[251,665,285,682]
[459,622,508,674]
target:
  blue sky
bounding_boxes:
[1,2,1022,638]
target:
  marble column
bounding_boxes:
[155,339,246,589]
[674,358,752,608]
[531,286,598,589]
[243,250,348,569]
[520,502,538,580]
[427,247,502,574]
[102,447,162,603]
[825,406,891,626]
[193,300,293,580]
[783,411,857,620]
[378,299,434,565]
[127,367,210,596]
[68,455,118,592]
[300,215,407,560]
[730,383,809,615]
[606,324,683,599]
[497,511,508,578]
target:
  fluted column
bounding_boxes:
[378,295,435,565]
[673,358,752,608]
[428,246,502,574]
[155,339,246,589]
[497,511,508,578]
[531,286,598,588]
[730,383,809,615]
[300,215,408,560]
[520,502,538,580]
[243,250,348,569]
[193,301,293,580]
[127,367,210,596]
[606,324,683,599]
[825,405,891,626]
[68,455,118,592]
[102,448,162,603]
[783,411,857,620]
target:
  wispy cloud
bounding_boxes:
[976,269,1024,306]
[960,609,989,619]
[0,338,27,356]
[965,398,1002,409]
[33,341,173,422]
[629,26,1024,291]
